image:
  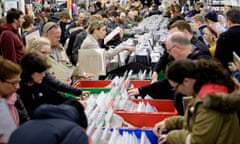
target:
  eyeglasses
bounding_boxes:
[1,79,21,87]
[46,24,58,33]
[167,44,176,53]
[39,50,52,55]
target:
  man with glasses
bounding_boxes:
[165,32,211,60]
[128,32,211,115]
[152,20,209,82]
[42,22,74,83]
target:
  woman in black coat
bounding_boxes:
[17,53,71,118]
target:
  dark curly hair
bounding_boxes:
[20,53,51,83]
[167,59,235,93]
[6,8,24,24]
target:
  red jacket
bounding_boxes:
[0,23,24,64]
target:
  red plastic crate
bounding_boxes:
[114,99,178,128]
[74,80,151,88]
[73,80,112,88]
[130,80,151,88]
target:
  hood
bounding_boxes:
[202,78,240,113]
[0,23,18,35]
[203,89,240,113]
[33,104,81,124]
[200,82,240,113]
[197,83,229,99]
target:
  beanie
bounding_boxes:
[205,11,218,22]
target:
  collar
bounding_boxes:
[52,43,64,50]
[199,24,207,29]
[197,83,229,99]
[88,34,99,45]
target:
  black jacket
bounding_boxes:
[59,21,71,46]
[71,30,88,65]
[15,94,30,124]
[9,104,88,144]
[153,50,170,74]
[187,48,211,60]
[17,81,70,118]
[190,35,208,50]
[66,29,87,65]
[44,72,82,96]
[215,25,240,69]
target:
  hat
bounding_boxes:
[183,5,189,11]
[42,22,58,33]
[63,99,88,129]
[205,11,218,22]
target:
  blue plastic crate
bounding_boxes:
[118,128,158,144]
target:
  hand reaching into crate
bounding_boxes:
[153,121,167,144]
[127,88,140,96]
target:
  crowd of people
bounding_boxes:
[0,0,240,143]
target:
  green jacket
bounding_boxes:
[164,90,240,144]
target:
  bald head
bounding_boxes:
[166,31,191,47]
[42,22,61,47]
[42,22,58,34]
[165,32,193,60]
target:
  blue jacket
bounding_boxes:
[9,104,88,144]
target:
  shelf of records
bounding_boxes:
[223,0,240,6]
[82,75,177,144]
[133,15,169,34]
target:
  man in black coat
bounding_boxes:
[215,8,240,69]
[152,19,208,82]
[66,16,89,65]
[128,32,211,115]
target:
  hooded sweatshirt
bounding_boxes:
[9,104,88,144]
[0,23,24,64]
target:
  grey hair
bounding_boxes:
[26,36,51,53]
[170,32,191,46]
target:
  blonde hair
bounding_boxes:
[26,37,51,53]
[192,14,206,24]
